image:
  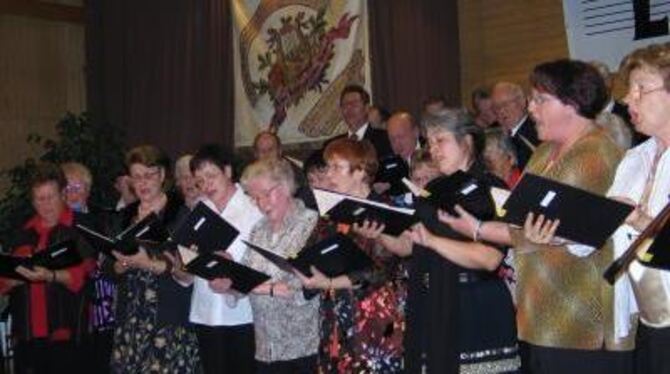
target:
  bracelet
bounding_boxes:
[473,220,483,242]
[269,283,275,297]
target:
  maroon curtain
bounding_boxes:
[85,1,459,154]
[85,0,233,158]
[368,0,461,117]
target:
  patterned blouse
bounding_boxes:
[310,217,406,373]
[242,200,321,363]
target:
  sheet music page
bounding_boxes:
[313,188,346,215]
[178,245,199,265]
[312,188,415,216]
[490,187,511,216]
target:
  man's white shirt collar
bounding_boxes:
[348,123,370,141]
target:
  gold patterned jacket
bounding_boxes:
[510,128,635,351]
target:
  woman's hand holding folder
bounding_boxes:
[208,250,234,294]
[15,266,52,283]
[611,196,653,233]
[437,204,480,239]
[352,220,386,240]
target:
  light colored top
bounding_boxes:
[242,200,320,362]
[608,137,670,329]
[189,185,263,326]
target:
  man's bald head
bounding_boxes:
[491,82,527,132]
[387,112,419,159]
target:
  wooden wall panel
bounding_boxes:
[458,0,569,107]
[0,14,85,190]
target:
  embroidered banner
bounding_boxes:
[232,0,371,146]
[562,0,670,71]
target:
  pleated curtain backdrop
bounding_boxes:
[85,0,460,156]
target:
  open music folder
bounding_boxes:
[376,155,410,195]
[0,240,81,280]
[168,201,240,253]
[178,246,269,294]
[76,212,162,256]
[244,233,373,278]
[313,188,417,236]
[637,218,670,271]
[501,173,634,248]
[410,171,499,236]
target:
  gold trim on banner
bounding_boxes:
[299,49,365,137]
[238,0,328,105]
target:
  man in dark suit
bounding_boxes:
[325,84,393,159]
[491,82,539,170]
[373,111,423,197]
[471,86,500,129]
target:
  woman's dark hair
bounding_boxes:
[340,84,371,105]
[303,149,326,175]
[529,59,607,120]
[125,145,170,170]
[190,143,236,178]
[29,162,67,191]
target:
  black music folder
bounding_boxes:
[313,189,417,236]
[638,219,670,271]
[422,171,498,219]
[500,173,633,248]
[0,240,81,280]
[413,171,498,235]
[170,202,239,253]
[76,212,161,256]
[376,155,410,195]
[245,234,373,278]
[179,248,270,294]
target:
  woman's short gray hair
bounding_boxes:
[485,127,518,164]
[241,158,296,195]
[423,107,485,161]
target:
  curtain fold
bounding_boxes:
[85,0,460,154]
[368,0,460,117]
[86,0,234,157]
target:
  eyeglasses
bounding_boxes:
[247,184,281,205]
[628,84,666,99]
[492,98,519,112]
[326,161,351,173]
[130,169,161,183]
[64,183,87,194]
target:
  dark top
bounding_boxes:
[324,124,393,159]
[404,162,518,372]
[511,116,539,170]
[112,194,192,327]
[8,211,96,342]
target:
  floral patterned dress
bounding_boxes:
[312,219,407,373]
[110,269,200,373]
[110,198,200,374]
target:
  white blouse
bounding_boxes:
[608,137,670,336]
